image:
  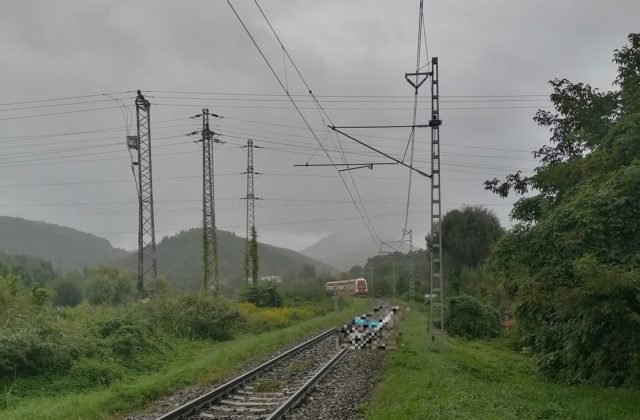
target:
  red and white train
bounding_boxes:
[325,278,368,296]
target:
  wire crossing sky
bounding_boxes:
[1,0,638,253]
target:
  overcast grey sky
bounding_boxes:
[1,0,638,252]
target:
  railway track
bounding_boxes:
[156,303,396,420]
[156,328,346,420]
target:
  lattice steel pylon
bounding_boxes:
[404,229,415,308]
[128,90,157,300]
[428,57,444,350]
[200,109,220,295]
[243,139,260,284]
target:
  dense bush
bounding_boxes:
[85,267,135,305]
[241,282,283,308]
[53,280,83,307]
[447,294,501,340]
[95,315,160,360]
[154,294,243,340]
[67,358,125,388]
[0,323,76,377]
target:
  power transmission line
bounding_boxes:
[192,109,222,295]
[128,90,158,301]
[242,139,260,284]
[226,0,383,250]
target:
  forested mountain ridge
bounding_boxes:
[116,228,336,291]
[0,216,129,273]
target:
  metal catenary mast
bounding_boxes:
[127,90,157,300]
[428,57,444,350]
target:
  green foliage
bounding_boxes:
[153,294,243,340]
[244,226,260,284]
[30,285,53,306]
[485,34,640,387]
[437,205,504,268]
[85,267,135,305]
[0,299,367,419]
[0,274,21,311]
[241,282,283,308]
[0,323,75,378]
[53,280,83,307]
[67,358,125,388]
[447,294,502,339]
[279,275,328,304]
[367,308,640,419]
[363,250,429,299]
[0,253,56,288]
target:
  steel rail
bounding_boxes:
[156,328,336,420]
[265,348,349,420]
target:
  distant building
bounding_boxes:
[259,275,283,283]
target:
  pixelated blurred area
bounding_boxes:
[338,305,402,350]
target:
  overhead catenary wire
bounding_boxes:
[401,0,428,242]
[226,0,382,248]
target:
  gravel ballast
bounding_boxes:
[288,349,386,420]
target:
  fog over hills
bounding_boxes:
[0,216,335,289]
[301,232,381,272]
[0,216,130,273]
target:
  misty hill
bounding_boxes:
[116,228,336,291]
[301,233,379,271]
[0,216,130,273]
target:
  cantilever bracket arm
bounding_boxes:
[329,126,432,179]
[405,71,430,91]
[294,162,396,169]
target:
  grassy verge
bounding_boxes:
[1,298,368,420]
[367,306,640,419]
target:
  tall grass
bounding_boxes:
[367,307,640,419]
[0,297,367,419]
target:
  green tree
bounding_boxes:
[85,267,135,305]
[53,280,83,307]
[31,284,53,306]
[440,205,504,268]
[428,205,504,296]
[241,281,282,307]
[485,34,640,386]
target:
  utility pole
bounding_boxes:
[428,57,444,350]
[369,265,375,298]
[242,139,261,284]
[198,109,221,295]
[127,90,157,301]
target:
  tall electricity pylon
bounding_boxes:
[243,139,260,284]
[199,109,221,295]
[127,90,157,300]
[428,57,444,350]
